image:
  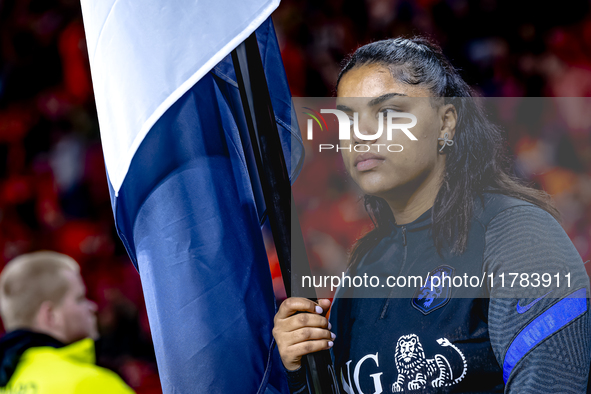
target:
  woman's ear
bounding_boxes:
[439,104,457,140]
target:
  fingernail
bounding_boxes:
[331,332,336,340]
[315,306,323,314]
[328,341,334,347]
[328,322,332,330]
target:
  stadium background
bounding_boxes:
[0,0,590,391]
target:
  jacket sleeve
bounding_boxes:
[483,205,591,393]
[285,365,311,394]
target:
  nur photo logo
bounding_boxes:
[302,107,418,152]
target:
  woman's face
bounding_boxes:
[336,64,454,201]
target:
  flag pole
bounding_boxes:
[231,33,340,394]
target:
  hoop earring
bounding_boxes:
[437,132,454,153]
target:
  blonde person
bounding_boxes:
[0,251,134,393]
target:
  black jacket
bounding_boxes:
[287,193,591,393]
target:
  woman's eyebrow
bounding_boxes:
[336,104,354,112]
[336,92,407,112]
[367,92,407,107]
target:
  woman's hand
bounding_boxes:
[273,297,335,371]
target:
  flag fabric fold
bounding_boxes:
[81,1,303,392]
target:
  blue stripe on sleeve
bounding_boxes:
[503,287,588,383]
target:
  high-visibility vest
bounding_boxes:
[0,338,134,393]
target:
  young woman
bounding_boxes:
[273,37,591,393]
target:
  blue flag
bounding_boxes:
[81,1,303,392]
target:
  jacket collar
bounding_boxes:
[21,337,95,365]
[390,205,433,232]
[0,329,64,386]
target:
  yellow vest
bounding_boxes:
[0,338,135,393]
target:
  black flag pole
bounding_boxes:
[231,33,340,394]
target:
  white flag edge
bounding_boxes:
[85,1,280,196]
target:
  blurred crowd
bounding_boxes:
[0,0,590,390]
[0,0,160,392]
[274,0,591,97]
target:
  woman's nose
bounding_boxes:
[352,112,383,144]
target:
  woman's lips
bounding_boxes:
[355,153,385,171]
[356,158,384,171]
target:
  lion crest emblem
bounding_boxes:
[412,265,454,314]
[392,334,467,392]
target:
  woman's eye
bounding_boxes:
[380,108,405,121]
[380,108,398,116]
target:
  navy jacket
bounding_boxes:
[287,193,591,393]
